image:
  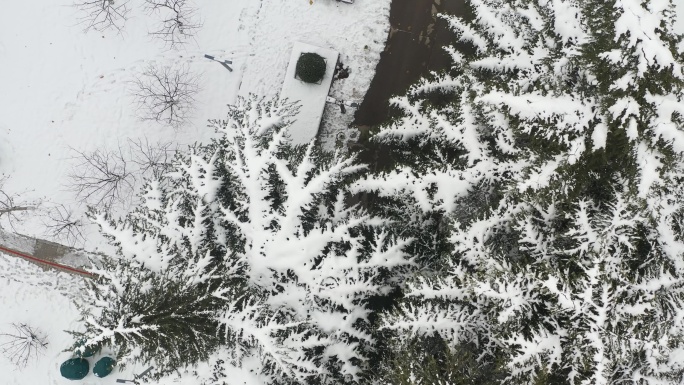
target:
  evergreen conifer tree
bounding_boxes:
[72,95,412,384]
[359,1,684,384]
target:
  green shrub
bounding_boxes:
[93,357,116,378]
[295,52,326,84]
[60,358,89,380]
[376,334,509,385]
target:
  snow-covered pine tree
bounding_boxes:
[69,160,241,378]
[206,96,412,385]
[358,0,684,384]
[72,95,412,385]
[68,252,226,377]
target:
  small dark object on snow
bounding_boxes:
[60,358,89,380]
[296,52,327,84]
[334,62,350,80]
[204,54,233,72]
[93,356,116,378]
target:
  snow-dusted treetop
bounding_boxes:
[74,95,412,384]
[361,0,684,384]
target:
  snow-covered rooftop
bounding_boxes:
[280,42,339,145]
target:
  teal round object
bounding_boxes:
[60,358,89,380]
[93,356,116,378]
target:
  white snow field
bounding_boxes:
[0,253,82,384]
[0,0,390,383]
[0,0,391,250]
[676,0,684,35]
[0,251,161,384]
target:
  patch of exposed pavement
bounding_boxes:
[354,0,469,128]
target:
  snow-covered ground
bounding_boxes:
[676,0,684,34]
[0,253,85,383]
[0,251,160,384]
[0,0,390,251]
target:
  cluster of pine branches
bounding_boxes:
[68,1,684,385]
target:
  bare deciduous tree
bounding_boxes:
[145,0,202,48]
[0,177,39,231]
[131,63,200,128]
[43,204,86,247]
[67,145,135,208]
[128,137,177,178]
[67,139,176,210]
[0,324,48,368]
[0,191,33,225]
[74,0,131,32]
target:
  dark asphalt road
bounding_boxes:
[353,0,468,127]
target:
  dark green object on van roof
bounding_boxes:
[295,52,326,84]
